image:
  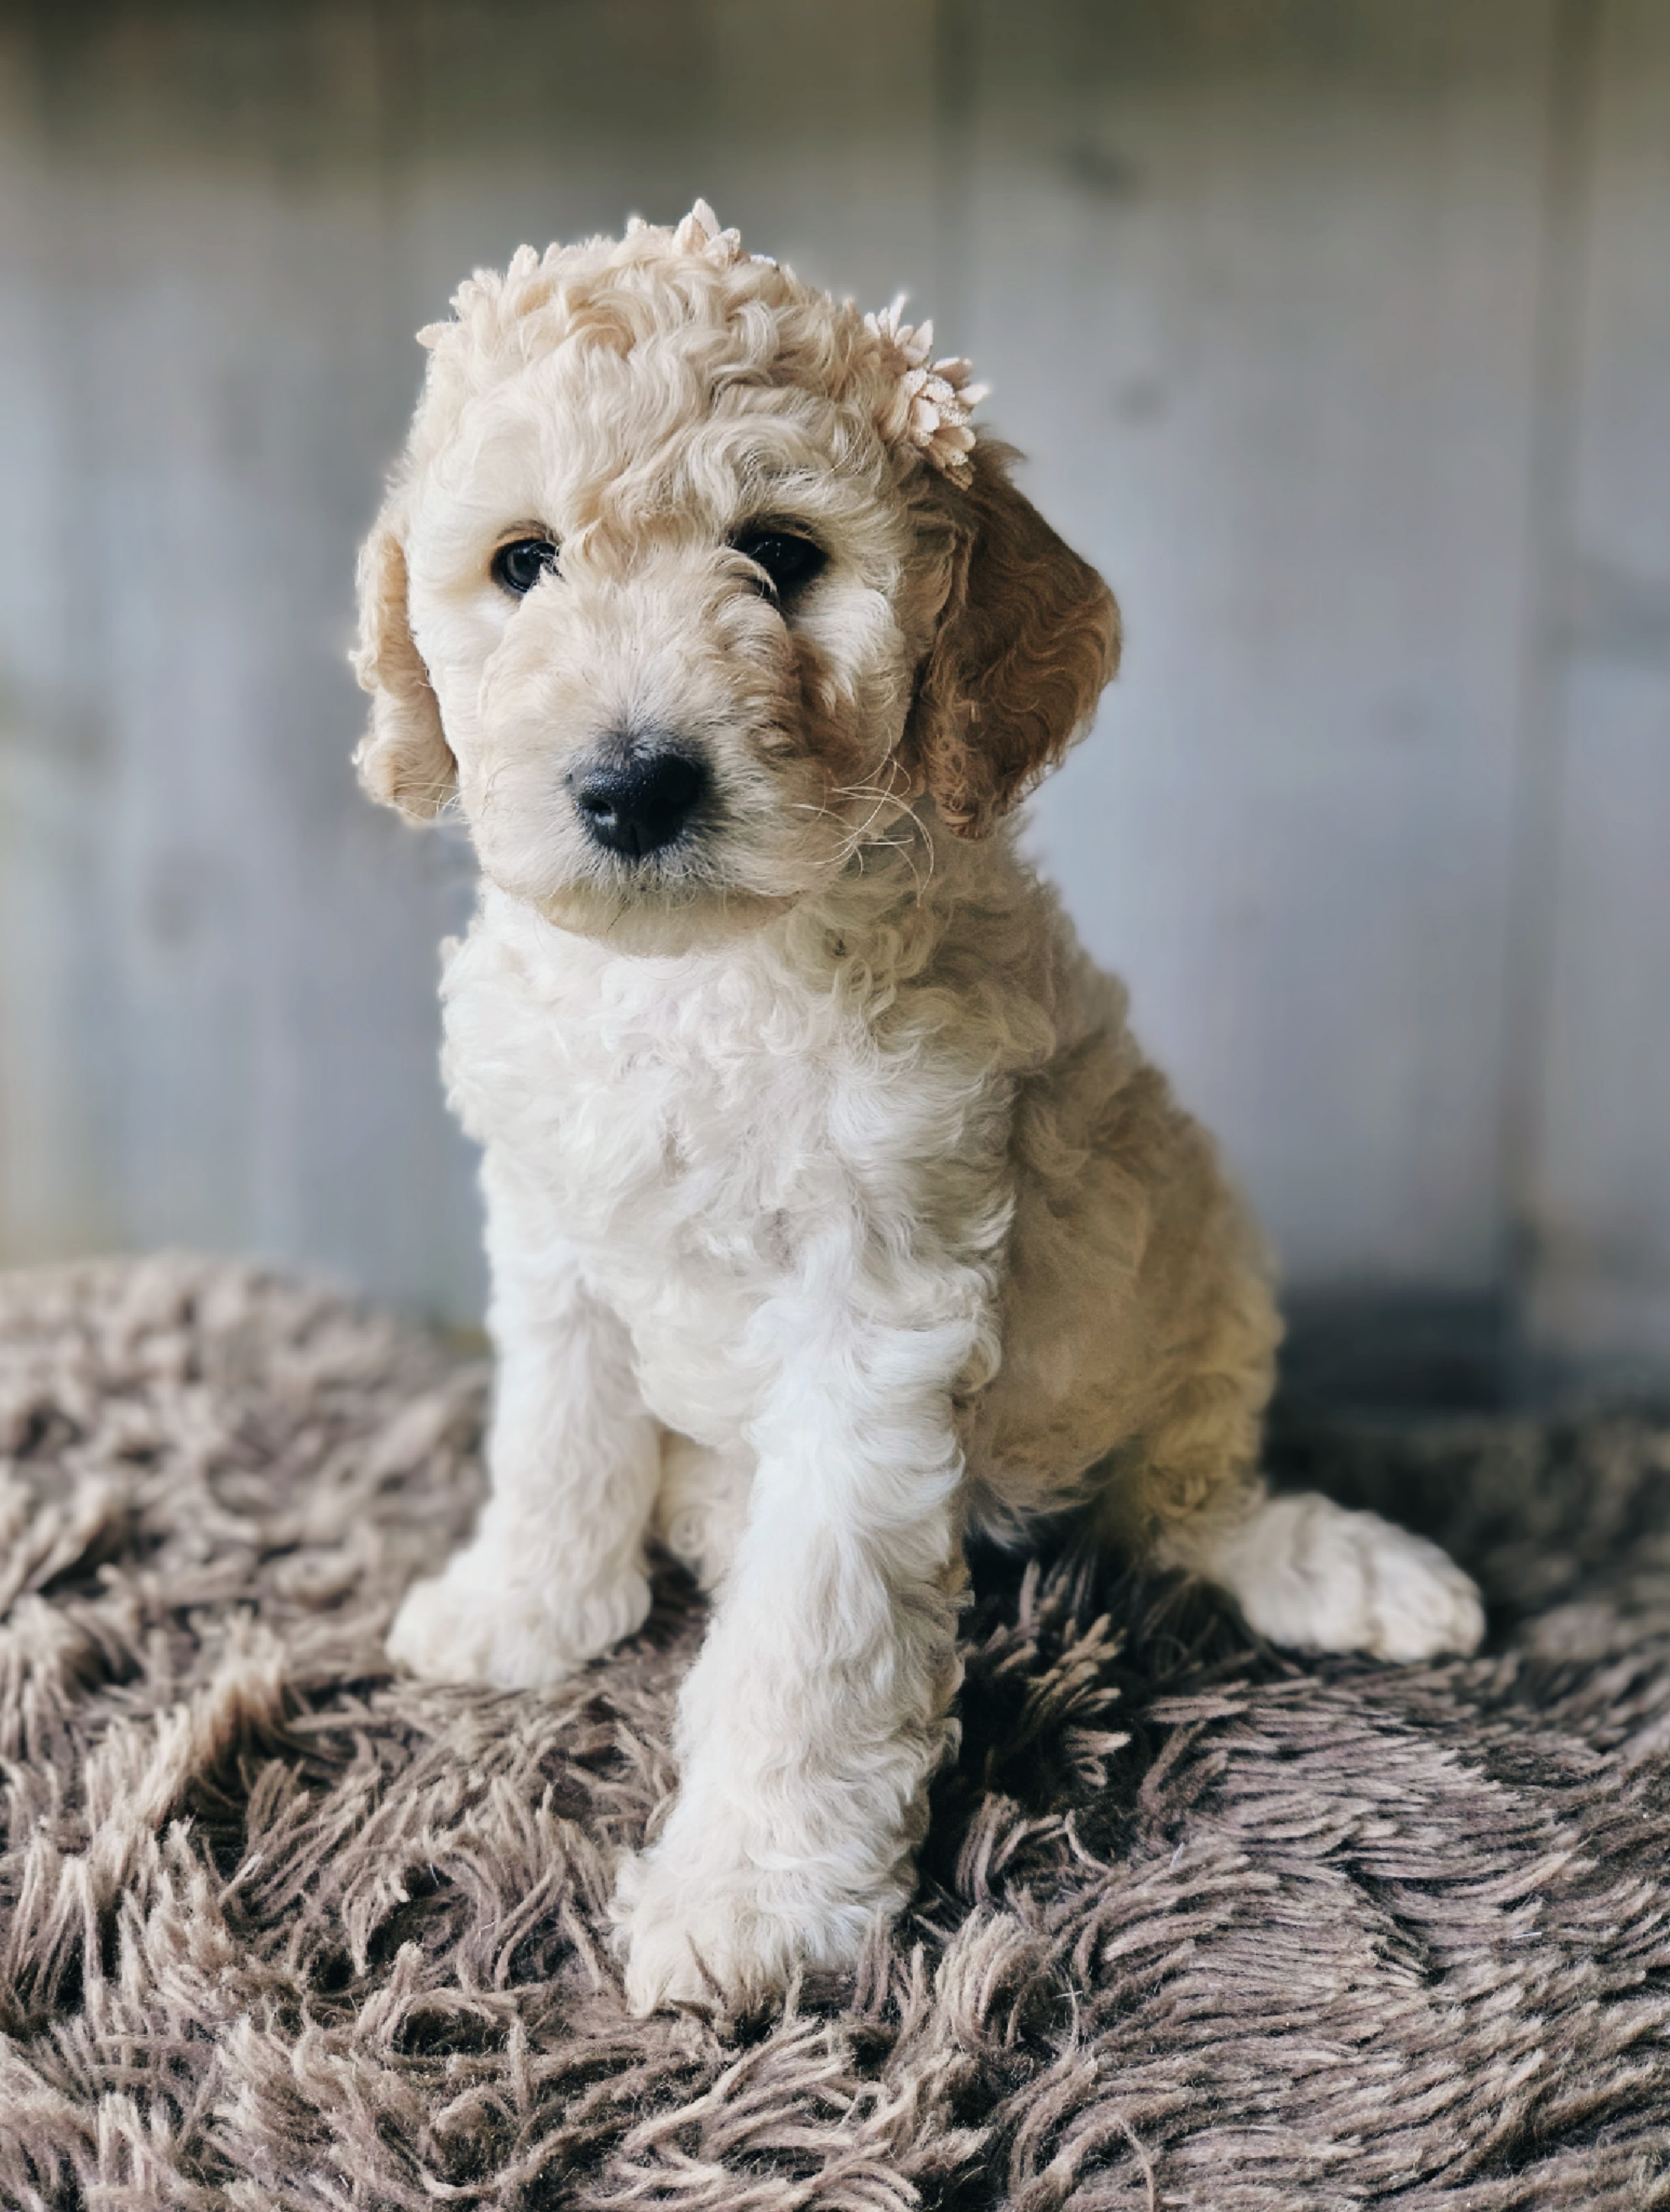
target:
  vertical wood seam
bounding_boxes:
[1498,0,1607,1395]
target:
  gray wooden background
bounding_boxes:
[1,1,1666,1394]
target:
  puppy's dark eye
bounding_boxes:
[492,536,560,596]
[730,527,827,603]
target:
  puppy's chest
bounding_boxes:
[445,920,1008,1284]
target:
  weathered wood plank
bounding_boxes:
[963,0,1555,1289]
[1524,0,1670,1375]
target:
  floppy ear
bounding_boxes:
[904,444,1120,838]
[351,510,456,821]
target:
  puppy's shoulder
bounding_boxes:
[909,830,1131,1065]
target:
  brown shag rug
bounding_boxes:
[3,1256,1670,2210]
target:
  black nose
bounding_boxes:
[572,745,707,858]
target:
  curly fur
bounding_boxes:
[353,203,1483,2010]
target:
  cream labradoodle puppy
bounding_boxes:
[356,202,1483,2012]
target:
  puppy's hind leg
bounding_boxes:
[651,1433,752,1592]
[1099,1293,1482,1663]
[1163,1487,1485,1663]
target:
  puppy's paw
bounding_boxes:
[386,1552,650,1690]
[610,1843,876,2014]
[1197,1492,1484,1663]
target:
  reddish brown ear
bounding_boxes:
[905,444,1120,838]
[351,512,456,822]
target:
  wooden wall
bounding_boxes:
[0,1,1665,1388]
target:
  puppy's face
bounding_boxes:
[355,208,1118,948]
[399,320,940,938]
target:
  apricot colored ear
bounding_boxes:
[351,513,455,822]
[905,444,1119,837]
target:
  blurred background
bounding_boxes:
[1,0,1666,1405]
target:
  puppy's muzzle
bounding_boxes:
[570,740,707,860]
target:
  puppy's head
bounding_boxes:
[354,202,1118,945]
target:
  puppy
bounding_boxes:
[356,202,1483,2012]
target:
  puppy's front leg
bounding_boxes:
[614,1300,971,2012]
[388,1235,660,1690]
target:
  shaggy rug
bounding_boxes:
[2,1257,1669,2211]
